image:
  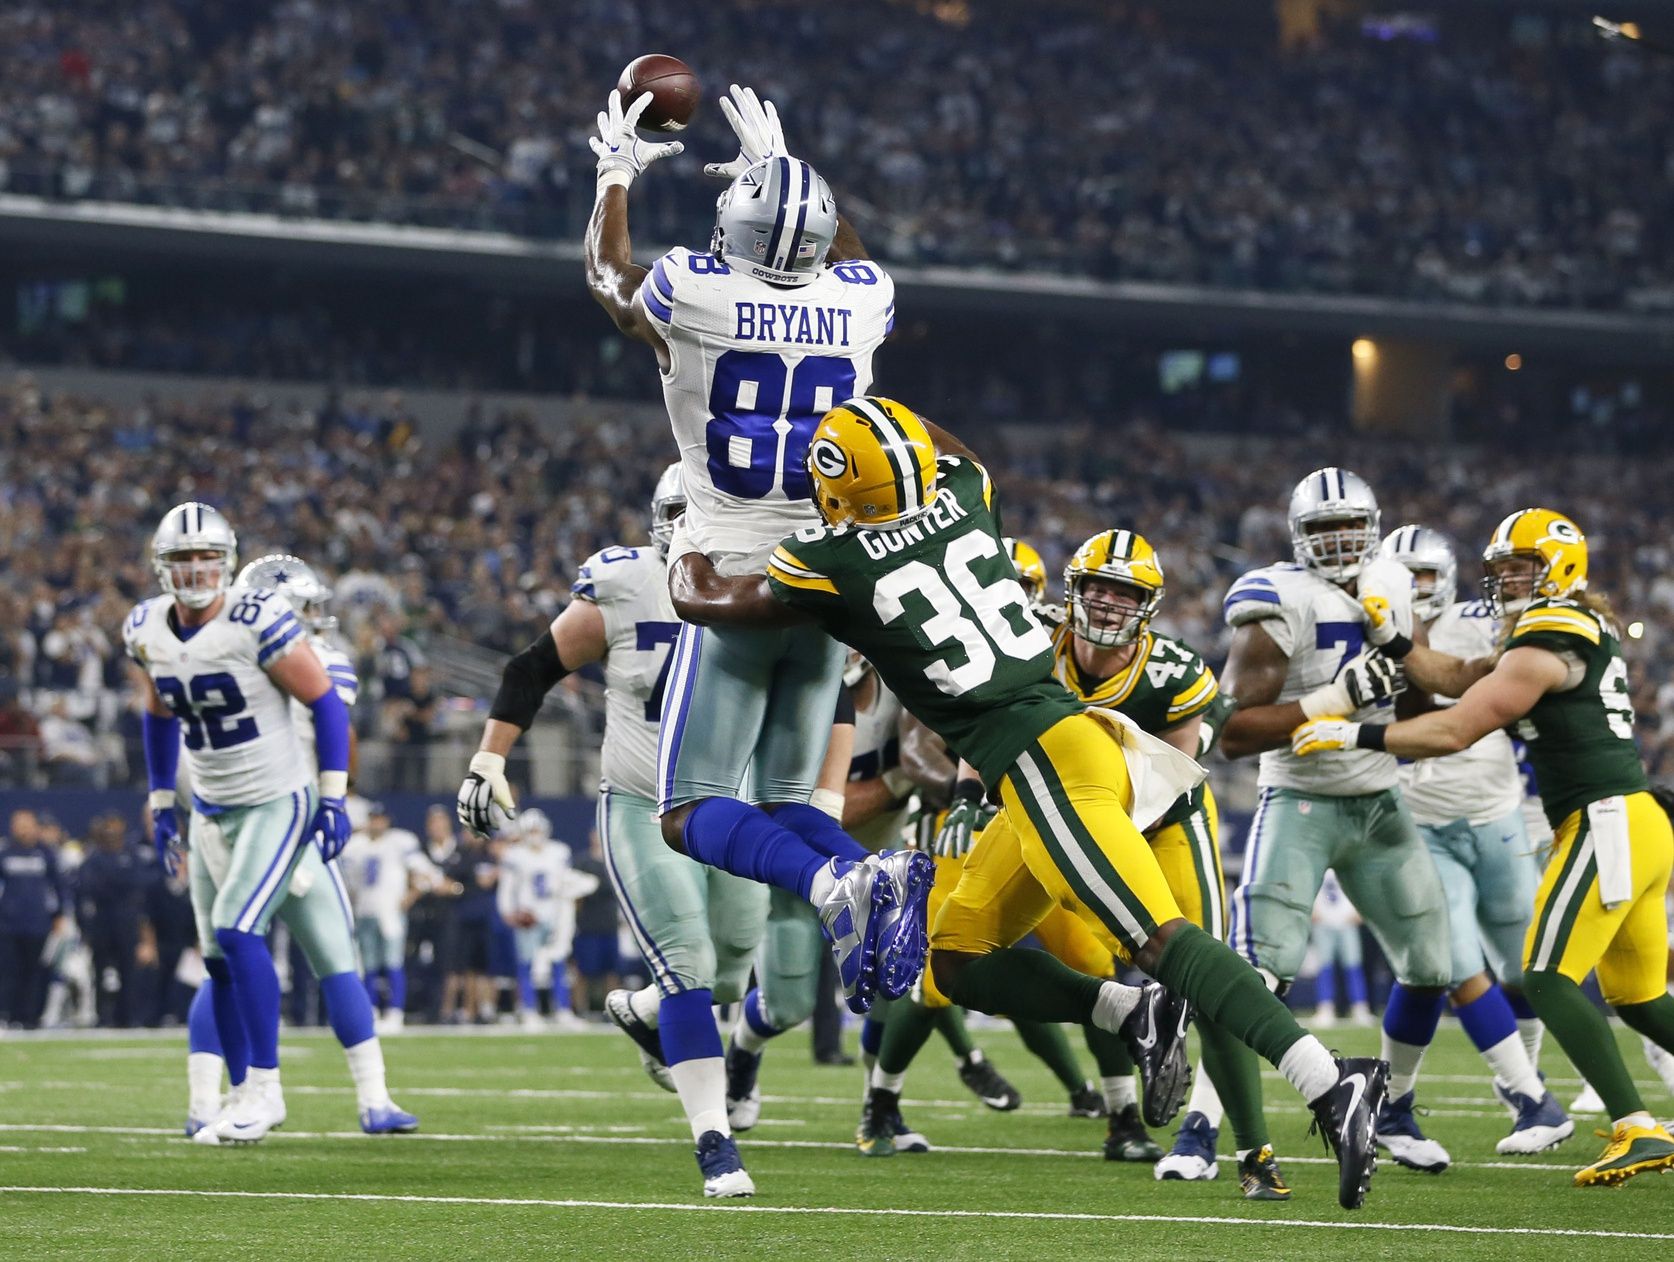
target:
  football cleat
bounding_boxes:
[1237,1145,1292,1201]
[816,856,891,1015]
[1068,1081,1107,1118]
[1493,1086,1573,1155]
[1103,1103,1162,1162]
[1307,1055,1388,1210]
[360,1102,420,1134]
[604,989,675,1093]
[872,850,936,1002]
[1572,1119,1674,1187]
[957,1051,1021,1111]
[1569,1080,1605,1114]
[695,1130,755,1198]
[184,1115,213,1139]
[204,1077,286,1146]
[1119,982,1193,1128]
[725,1040,763,1132]
[1154,1110,1219,1181]
[856,1088,903,1158]
[1374,1090,1450,1173]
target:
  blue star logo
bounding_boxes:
[271,567,291,584]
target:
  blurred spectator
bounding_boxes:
[568,828,618,1016]
[0,808,71,1027]
[408,804,468,1023]
[385,663,440,792]
[38,695,100,786]
[74,811,155,1027]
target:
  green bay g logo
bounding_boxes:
[1546,517,1581,544]
[809,439,849,481]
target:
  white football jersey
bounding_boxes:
[1223,557,1414,795]
[291,635,359,769]
[572,546,679,801]
[847,672,910,850]
[123,585,309,809]
[497,839,598,926]
[341,827,434,924]
[1399,600,1523,827]
[1313,869,1360,929]
[638,246,896,572]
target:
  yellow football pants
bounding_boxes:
[931,711,1184,972]
[1523,791,1674,1006]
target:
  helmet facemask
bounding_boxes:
[1068,575,1161,648]
[1293,514,1379,583]
[158,548,234,610]
[1482,553,1547,618]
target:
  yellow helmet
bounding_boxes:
[1003,537,1047,604]
[805,396,938,528]
[1064,529,1165,647]
[1481,508,1588,616]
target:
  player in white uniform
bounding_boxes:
[458,466,772,1197]
[1308,871,1371,1026]
[1217,469,1455,1173]
[497,808,599,1028]
[185,555,417,1137]
[125,503,353,1144]
[584,85,934,1076]
[342,803,438,1033]
[1380,526,1572,1153]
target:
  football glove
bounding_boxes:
[151,805,181,877]
[933,784,993,859]
[458,751,518,837]
[311,796,353,861]
[1299,651,1405,719]
[590,90,684,188]
[1359,594,1415,658]
[1291,718,1362,757]
[704,83,786,181]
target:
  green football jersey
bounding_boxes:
[767,456,1080,786]
[1504,597,1647,827]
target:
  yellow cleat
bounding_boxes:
[1572,1120,1674,1187]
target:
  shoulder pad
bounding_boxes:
[1223,567,1286,626]
[573,546,655,605]
[1510,599,1601,647]
[637,248,689,332]
[226,586,304,666]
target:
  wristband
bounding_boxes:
[809,788,846,821]
[1299,681,1350,721]
[469,750,508,780]
[951,777,985,805]
[1379,633,1414,660]
[1355,725,1388,751]
[318,771,349,799]
[596,169,632,193]
[148,789,176,812]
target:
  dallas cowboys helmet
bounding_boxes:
[1378,525,1458,622]
[1287,468,1381,583]
[239,553,336,633]
[650,463,687,557]
[152,502,238,609]
[711,156,838,287]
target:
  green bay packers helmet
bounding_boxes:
[1482,508,1588,616]
[1064,529,1165,647]
[1003,537,1047,604]
[806,396,938,528]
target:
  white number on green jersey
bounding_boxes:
[872,533,1051,697]
[1599,657,1634,739]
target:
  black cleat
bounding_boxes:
[958,1052,1022,1112]
[1103,1103,1163,1161]
[1119,982,1193,1128]
[1068,1080,1107,1118]
[1237,1145,1292,1201]
[1307,1055,1388,1210]
[603,989,673,1092]
[856,1088,901,1158]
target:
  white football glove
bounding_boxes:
[590,91,684,188]
[704,83,786,181]
[1291,718,1364,757]
[1299,651,1405,719]
[457,751,517,838]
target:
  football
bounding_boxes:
[617,53,700,132]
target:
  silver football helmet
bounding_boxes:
[520,807,552,842]
[239,553,336,633]
[1288,468,1380,584]
[1378,525,1457,623]
[152,502,238,609]
[711,157,837,287]
[650,463,687,557]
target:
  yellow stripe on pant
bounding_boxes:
[930,711,1183,983]
[1523,790,1673,1006]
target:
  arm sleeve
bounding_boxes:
[309,687,351,777]
[141,710,181,793]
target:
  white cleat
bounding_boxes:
[190,1084,242,1146]
[1570,1081,1606,1114]
[206,1078,286,1145]
[1153,1110,1219,1181]
[375,1009,407,1035]
[1374,1090,1450,1173]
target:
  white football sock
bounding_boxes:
[1102,1074,1137,1112]
[1382,1032,1428,1100]
[1184,1060,1225,1128]
[188,1052,224,1118]
[1480,1032,1544,1100]
[871,1066,908,1094]
[1278,1036,1339,1104]
[1090,981,1141,1033]
[628,985,660,1027]
[246,1065,281,1091]
[732,1013,774,1054]
[806,860,839,908]
[860,1055,875,1103]
[344,1036,391,1111]
[1516,1017,1544,1070]
[669,1056,730,1141]
[1616,1109,1656,1130]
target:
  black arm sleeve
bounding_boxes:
[488,632,570,730]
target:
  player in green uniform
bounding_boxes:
[1293,507,1674,1187]
[670,394,1388,1210]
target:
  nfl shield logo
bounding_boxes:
[1298,801,1312,816]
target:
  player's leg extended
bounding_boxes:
[280,850,415,1133]
[1526,795,1674,1183]
[185,829,245,1134]
[726,891,823,1129]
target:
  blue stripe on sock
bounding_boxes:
[659,988,723,1065]
[1383,981,1445,1047]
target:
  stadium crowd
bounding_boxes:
[3,0,1671,309]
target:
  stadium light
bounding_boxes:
[1351,338,1376,361]
[1505,353,1523,371]
[1628,621,1646,639]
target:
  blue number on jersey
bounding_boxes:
[597,547,640,564]
[532,872,550,899]
[832,262,878,285]
[363,857,381,889]
[228,590,276,626]
[705,350,859,500]
[636,622,681,722]
[688,255,731,275]
[155,672,260,751]
[1315,621,1365,677]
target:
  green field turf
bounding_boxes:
[1,1018,1670,1260]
